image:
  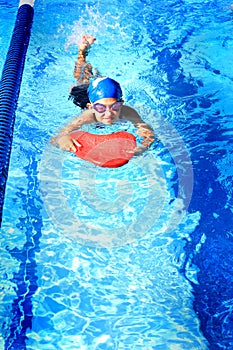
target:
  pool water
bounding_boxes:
[1,0,233,349]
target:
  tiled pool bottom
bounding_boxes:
[27,223,208,350]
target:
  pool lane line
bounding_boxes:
[5,155,43,350]
[0,1,35,226]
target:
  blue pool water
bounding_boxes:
[1,0,233,349]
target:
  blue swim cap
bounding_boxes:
[87,77,123,103]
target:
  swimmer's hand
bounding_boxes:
[135,123,155,148]
[127,146,147,157]
[133,146,147,156]
[51,134,82,152]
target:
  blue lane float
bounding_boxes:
[0,3,34,225]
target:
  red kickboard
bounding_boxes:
[69,130,136,168]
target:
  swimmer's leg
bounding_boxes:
[73,35,97,84]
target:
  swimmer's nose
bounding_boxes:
[104,109,112,117]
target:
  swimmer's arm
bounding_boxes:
[57,110,94,135]
[121,105,156,149]
[51,110,94,151]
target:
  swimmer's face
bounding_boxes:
[88,98,123,125]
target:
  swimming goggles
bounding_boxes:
[92,101,122,113]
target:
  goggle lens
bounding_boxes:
[93,101,122,113]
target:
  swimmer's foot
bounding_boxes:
[79,35,96,52]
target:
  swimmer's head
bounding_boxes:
[87,77,123,103]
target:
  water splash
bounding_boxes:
[64,5,122,51]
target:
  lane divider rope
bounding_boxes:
[0,2,34,225]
